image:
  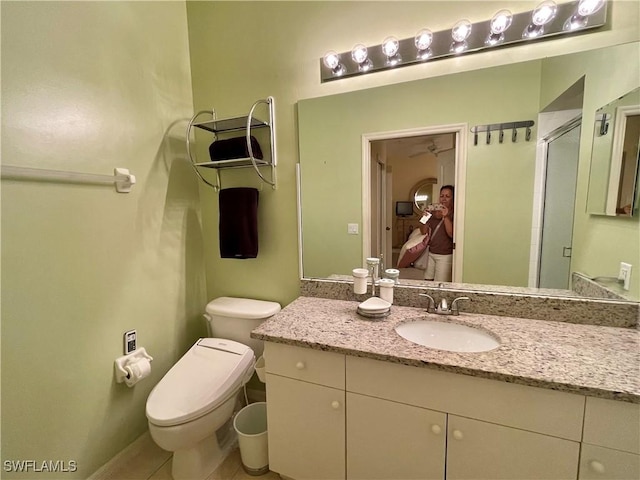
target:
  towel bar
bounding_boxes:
[1,165,136,193]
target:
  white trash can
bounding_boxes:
[233,402,269,475]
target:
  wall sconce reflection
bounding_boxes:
[323,51,346,77]
[382,36,401,66]
[564,0,606,30]
[523,0,558,38]
[351,44,373,72]
[415,29,434,60]
[486,9,513,45]
[451,19,472,53]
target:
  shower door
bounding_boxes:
[538,123,581,289]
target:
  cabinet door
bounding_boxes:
[447,416,580,480]
[346,393,446,480]
[266,373,345,480]
[583,397,640,454]
[579,444,640,480]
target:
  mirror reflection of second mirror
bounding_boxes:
[588,87,640,217]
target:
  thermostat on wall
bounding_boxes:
[124,330,137,355]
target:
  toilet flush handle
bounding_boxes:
[296,361,305,370]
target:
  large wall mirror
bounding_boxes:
[587,87,640,216]
[298,41,640,301]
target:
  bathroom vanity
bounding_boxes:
[251,296,640,480]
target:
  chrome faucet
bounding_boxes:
[419,293,437,313]
[366,257,380,297]
[420,294,471,315]
[450,296,471,315]
[437,297,449,314]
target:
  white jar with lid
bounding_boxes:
[352,268,369,294]
[384,268,400,284]
[378,278,395,304]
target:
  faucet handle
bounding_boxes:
[419,293,436,312]
[451,296,471,315]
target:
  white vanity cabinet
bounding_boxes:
[263,342,346,480]
[346,355,582,480]
[263,341,638,480]
[578,397,640,479]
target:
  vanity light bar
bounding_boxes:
[319,0,607,83]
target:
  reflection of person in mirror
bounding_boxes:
[616,204,632,215]
[420,185,454,282]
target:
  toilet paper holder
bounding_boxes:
[114,348,153,384]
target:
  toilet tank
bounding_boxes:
[204,297,281,357]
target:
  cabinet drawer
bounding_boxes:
[583,397,640,454]
[264,342,345,389]
[579,444,640,480]
[346,355,584,440]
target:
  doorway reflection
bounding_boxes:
[369,132,456,281]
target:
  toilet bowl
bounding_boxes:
[145,297,281,480]
[146,338,255,480]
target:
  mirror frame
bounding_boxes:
[606,103,640,215]
[410,178,437,215]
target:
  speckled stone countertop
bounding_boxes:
[252,296,640,403]
[301,278,639,328]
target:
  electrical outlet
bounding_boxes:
[348,223,359,235]
[618,262,632,291]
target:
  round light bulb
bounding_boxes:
[351,44,368,64]
[323,51,340,70]
[415,29,433,51]
[532,1,557,26]
[578,0,605,16]
[490,9,513,34]
[381,36,400,57]
[452,19,472,42]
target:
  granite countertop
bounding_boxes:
[252,296,640,403]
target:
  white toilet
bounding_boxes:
[146,297,281,480]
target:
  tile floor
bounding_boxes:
[99,432,281,480]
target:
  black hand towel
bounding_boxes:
[219,187,259,259]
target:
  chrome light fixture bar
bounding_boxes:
[320,0,607,83]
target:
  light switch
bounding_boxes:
[348,223,359,235]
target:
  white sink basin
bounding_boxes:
[395,319,500,353]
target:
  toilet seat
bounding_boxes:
[146,338,255,427]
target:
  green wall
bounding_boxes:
[1,2,199,477]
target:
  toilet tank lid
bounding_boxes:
[205,297,281,319]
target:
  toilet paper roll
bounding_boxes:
[124,358,151,387]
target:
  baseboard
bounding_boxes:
[87,431,170,480]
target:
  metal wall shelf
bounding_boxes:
[186,97,277,190]
[193,116,268,134]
